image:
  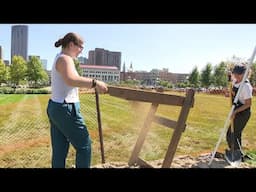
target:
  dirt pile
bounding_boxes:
[92,153,254,168]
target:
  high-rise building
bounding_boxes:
[11,25,28,62]
[88,48,121,69]
[0,47,8,66]
[88,50,95,64]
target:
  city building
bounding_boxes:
[28,55,40,60]
[46,70,51,85]
[4,60,10,66]
[127,62,133,72]
[88,48,121,69]
[11,25,28,61]
[80,65,120,83]
[120,67,189,85]
[78,56,88,64]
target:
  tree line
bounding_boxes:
[183,56,256,89]
[0,55,49,88]
[1,55,256,90]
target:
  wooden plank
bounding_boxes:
[153,115,177,129]
[128,103,158,166]
[136,158,154,168]
[108,86,185,106]
[162,89,195,168]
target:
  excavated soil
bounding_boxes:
[92,153,255,168]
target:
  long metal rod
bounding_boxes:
[95,88,105,164]
[208,45,256,166]
[229,76,235,161]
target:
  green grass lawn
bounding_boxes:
[0,94,34,105]
[0,92,255,168]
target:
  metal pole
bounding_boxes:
[95,88,105,164]
[228,71,235,161]
[208,45,256,166]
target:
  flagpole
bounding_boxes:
[228,71,236,161]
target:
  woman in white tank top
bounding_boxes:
[47,32,108,168]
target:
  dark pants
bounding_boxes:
[226,108,251,152]
[47,99,91,168]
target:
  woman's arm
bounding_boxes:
[55,55,108,93]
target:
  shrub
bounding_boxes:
[0,87,51,94]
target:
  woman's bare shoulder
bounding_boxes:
[57,54,73,65]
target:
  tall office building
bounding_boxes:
[11,25,28,62]
[88,48,121,69]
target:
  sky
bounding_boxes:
[0,24,256,73]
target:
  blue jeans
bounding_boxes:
[47,99,91,168]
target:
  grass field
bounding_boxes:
[0,91,255,168]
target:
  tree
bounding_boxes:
[159,80,169,87]
[0,60,8,84]
[26,56,49,87]
[9,55,27,86]
[229,55,247,65]
[225,55,246,72]
[188,66,200,88]
[200,63,212,88]
[74,59,83,76]
[213,61,228,88]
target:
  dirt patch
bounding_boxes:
[0,136,50,156]
[92,153,255,168]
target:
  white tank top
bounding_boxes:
[51,53,79,103]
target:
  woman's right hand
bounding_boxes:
[95,80,108,93]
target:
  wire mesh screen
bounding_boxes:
[0,90,98,168]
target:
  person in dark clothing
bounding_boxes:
[225,64,253,164]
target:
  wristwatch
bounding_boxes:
[91,79,97,88]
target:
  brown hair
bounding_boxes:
[54,32,84,48]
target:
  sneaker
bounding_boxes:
[233,150,242,161]
[224,149,232,163]
[224,149,242,167]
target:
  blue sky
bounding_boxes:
[0,24,256,73]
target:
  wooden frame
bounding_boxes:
[108,86,195,168]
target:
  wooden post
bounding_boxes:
[162,89,195,168]
[95,89,105,164]
[128,103,158,166]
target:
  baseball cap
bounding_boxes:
[232,65,246,74]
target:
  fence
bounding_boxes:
[0,91,98,168]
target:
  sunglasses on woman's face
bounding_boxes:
[74,42,84,50]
